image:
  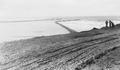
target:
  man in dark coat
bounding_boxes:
[109,20,115,27]
[105,20,109,28]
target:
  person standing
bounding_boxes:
[105,20,109,28]
[109,20,115,28]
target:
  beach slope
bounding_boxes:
[1,25,120,70]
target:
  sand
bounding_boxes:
[1,24,120,70]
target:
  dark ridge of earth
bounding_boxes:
[1,24,120,70]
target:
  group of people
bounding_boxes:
[105,20,115,28]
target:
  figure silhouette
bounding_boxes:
[105,20,108,28]
[105,20,115,28]
[109,20,115,28]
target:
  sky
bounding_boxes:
[0,0,120,20]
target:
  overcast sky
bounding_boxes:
[0,0,120,20]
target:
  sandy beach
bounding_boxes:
[0,21,120,70]
[0,20,119,43]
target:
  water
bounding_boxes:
[0,20,119,43]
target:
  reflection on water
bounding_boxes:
[0,20,119,43]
